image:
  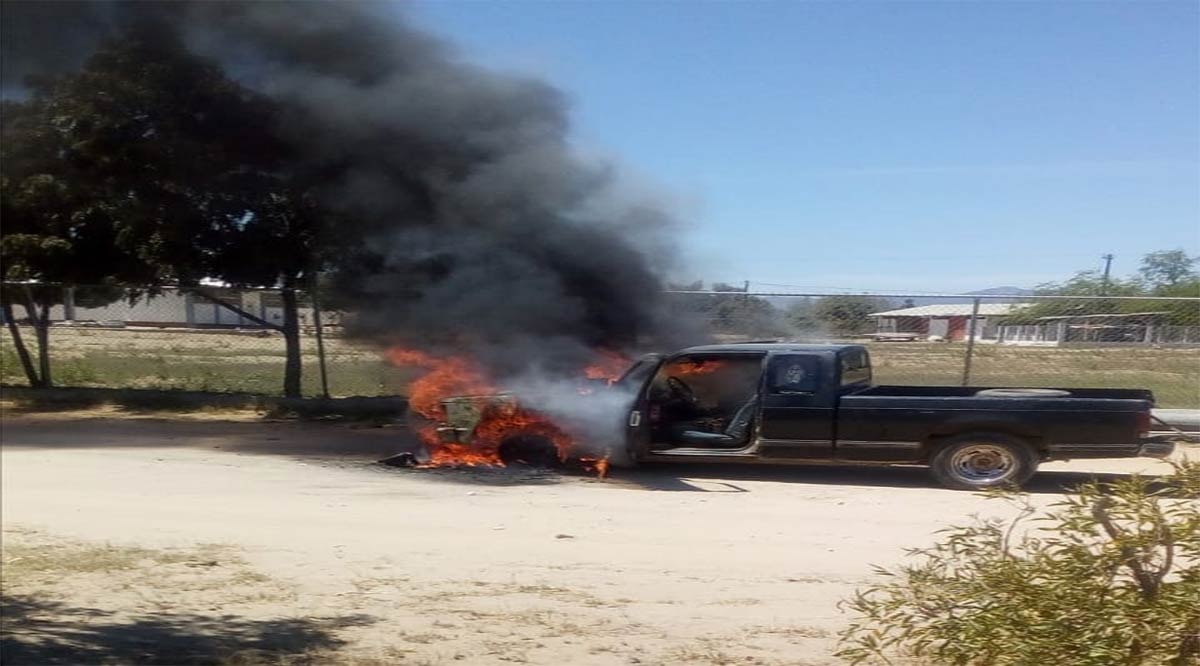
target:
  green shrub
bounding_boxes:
[838,461,1200,665]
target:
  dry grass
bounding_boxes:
[1,325,418,397]
[0,529,367,665]
[4,328,1194,406]
[868,342,1199,407]
[667,640,767,665]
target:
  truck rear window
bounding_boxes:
[840,350,871,385]
[767,356,821,394]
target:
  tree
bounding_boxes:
[1140,250,1198,292]
[1035,269,1144,298]
[1,24,329,396]
[1004,253,1200,327]
[661,282,787,339]
[813,296,889,336]
[0,94,159,387]
[837,461,1200,665]
[783,298,822,337]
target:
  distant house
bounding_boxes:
[998,312,1198,346]
[869,303,1028,341]
[9,287,325,330]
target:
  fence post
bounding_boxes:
[308,278,331,399]
[961,297,981,386]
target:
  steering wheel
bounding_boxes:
[666,376,698,406]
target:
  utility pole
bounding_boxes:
[1100,253,1114,296]
[961,298,982,386]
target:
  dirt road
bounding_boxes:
[1,413,1188,665]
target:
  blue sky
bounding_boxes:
[410,1,1199,293]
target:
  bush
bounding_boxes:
[837,461,1200,665]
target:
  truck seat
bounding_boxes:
[678,397,758,448]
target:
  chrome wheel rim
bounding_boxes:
[950,444,1015,483]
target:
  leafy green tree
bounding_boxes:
[1004,253,1199,326]
[837,461,1200,665]
[710,295,784,338]
[663,282,786,339]
[1037,269,1145,297]
[0,93,158,387]
[1,25,330,396]
[814,296,889,336]
[783,298,822,336]
[1140,250,1198,291]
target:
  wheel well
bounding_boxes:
[922,429,1043,461]
[497,434,561,467]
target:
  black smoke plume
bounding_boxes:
[2,1,699,376]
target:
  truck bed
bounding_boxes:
[838,385,1154,457]
[853,385,1154,403]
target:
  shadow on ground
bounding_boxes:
[605,463,1148,495]
[0,415,414,460]
[2,414,1171,495]
[0,593,374,665]
[378,459,1150,494]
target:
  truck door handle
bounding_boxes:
[629,410,641,427]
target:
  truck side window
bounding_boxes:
[617,358,659,390]
[767,356,820,394]
[840,350,871,386]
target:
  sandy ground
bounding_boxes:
[1,411,1192,665]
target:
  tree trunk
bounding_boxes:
[19,287,52,388]
[280,287,302,398]
[1,297,42,388]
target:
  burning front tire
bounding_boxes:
[605,440,639,469]
[497,435,561,468]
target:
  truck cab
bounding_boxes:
[622,344,867,462]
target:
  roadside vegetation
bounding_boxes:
[837,460,1200,665]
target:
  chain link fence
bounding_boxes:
[2,283,1198,408]
[665,290,1200,409]
[0,283,420,398]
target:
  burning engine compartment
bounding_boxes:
[386,347,632,477]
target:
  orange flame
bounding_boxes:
[583,349,630,385]
[388,346,624,474]
[386,348,496,418]
[583,457,610,478]
[672,359,726,376]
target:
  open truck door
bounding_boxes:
[608,353,664,468]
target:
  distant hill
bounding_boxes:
[899,287,1034,307]
[970,287,1034,296]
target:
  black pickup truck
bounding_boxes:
[607,343,1173,489]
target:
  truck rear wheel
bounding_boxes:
[929,433,1038,490]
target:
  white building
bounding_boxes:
[870,303,1028,341]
